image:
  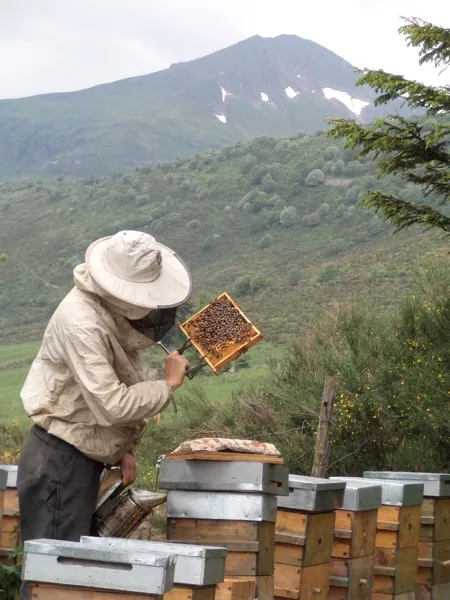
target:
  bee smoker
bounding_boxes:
[94,468,166,538]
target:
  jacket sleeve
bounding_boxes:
[60,324,173,427]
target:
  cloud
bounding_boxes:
[0,0,448,99]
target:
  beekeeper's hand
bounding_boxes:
[119,451,137,486]
[165,351,190,391]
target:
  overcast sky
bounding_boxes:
[0,0,448,100]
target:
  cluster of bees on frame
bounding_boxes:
[189,297,253,359]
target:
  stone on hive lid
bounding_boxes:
[160,459,289,496]
[337,477,423,506]
[23,539,176,595]
[80,537,226,586]
[363,471,450,498]
[277,475,346,512]
[167,490,277,522]
[329,477,382,511]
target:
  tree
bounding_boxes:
[305,169,325,187]
[233,275,252,297]
[0,254,6,264]
[280,206,297,226]
[328,17,450,234]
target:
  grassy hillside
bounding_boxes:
[0,131,446,344]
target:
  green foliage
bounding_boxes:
[279,206,297,226]
[324,146,341,160]
[0,544,22,599]
[0,131,437,342]
[328,17,450,234]
[303,212,321,227]
[250,273,269,294]
[317,264,339,283]
[305,168,325,187]
[258,234,273,249]
[262,174,277,194]
[0,254,7,264]
[318,203,330,216]
[233,275,252,297]
[345,186,362,204]
[287,269,302,286]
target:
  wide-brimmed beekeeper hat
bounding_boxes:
[86,230,192,309]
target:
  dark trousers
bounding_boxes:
[17,425,104,599]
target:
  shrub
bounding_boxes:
[303,212,321,227]
[238,190,268,212]
[287,269,302,286]
[360,175,378,189]
[344,161,364,176]
[345,186,362,204]
[262,174,277,194]
[280,206,297,226]
[249,217,265,234]
[202,239,212,250]
[305,169,325,187]
[250,166,268,185]
[233,275,252,297]
[317,264,339,283]
[318,203,330,216]
[324,239,348,256]
[324,146,341,160]
[188,219,200,229]
[331,159,345,176]
[259,234,273,249]
[240,155,258,174]
[262,210,279,228]
[250,273,268,294]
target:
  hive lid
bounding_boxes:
[80,537,227,559]
[330,478,382,511]
[159,459,288,495]
[363,471,450,498]
[337,477,423,506]
[364,471,450,482]
[287,474,347,491]
[24,539,175,567]
[0,465,18,488]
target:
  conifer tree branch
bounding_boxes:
[399,17,450,70]
[359,192,450,234]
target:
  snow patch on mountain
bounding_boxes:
[261,92,269,102]
[322,88,370,116]
[215,114,227,124]
[285,87,298,99]
[221,87,229,102]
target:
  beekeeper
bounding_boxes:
[17,230,191,552]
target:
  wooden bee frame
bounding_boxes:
[179,292,263,375]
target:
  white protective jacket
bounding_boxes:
[21,265,173,465]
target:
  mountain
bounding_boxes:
[0,132,440,342]
[0,34,405,178]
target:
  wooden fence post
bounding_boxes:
[311,377,337,478]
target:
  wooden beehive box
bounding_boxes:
[164,452,285,599]
[274,475,346,600]
[179,292,262,375]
